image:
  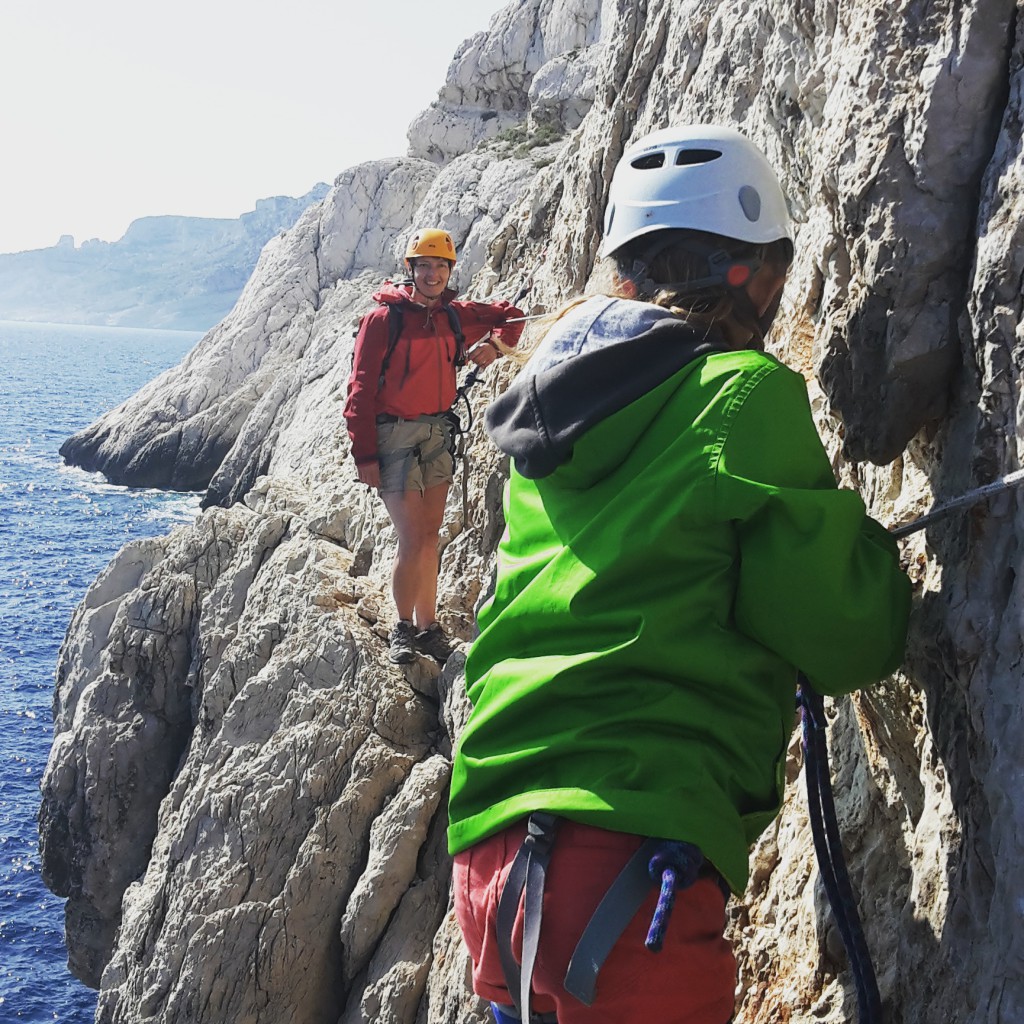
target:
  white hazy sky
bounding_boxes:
[0,0,511,255]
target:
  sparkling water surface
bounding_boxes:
[0,321,203,1022]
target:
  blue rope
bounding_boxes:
[644,840,703,952]
[798,675,883,1024]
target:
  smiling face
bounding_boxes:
[409,257,452,306]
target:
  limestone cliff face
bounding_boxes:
[42,1,1024,1023]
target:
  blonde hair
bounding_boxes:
[502,297,592,367]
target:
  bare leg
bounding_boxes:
[381,483,450,628]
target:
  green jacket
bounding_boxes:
[448,297,910,893]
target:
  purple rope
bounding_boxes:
[644,841,702,952]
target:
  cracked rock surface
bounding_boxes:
[42,1,1024,1022]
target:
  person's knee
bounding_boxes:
[407,511,441,549]
[416,530,442,565]
[393,525,437,563]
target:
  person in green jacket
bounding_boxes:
[448,125,911,1024]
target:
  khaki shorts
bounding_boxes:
[377,417,455,494]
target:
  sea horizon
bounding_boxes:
[0,317,208,335]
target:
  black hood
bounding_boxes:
[485,297,728,479]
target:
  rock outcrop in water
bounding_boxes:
[42,1,1024,1022]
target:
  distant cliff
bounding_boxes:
[41,1,1024,1023]
[0,187,328,331]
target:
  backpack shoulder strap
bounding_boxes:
[371,302,462,390]
[377,305,404,389]
[444,304,466,366]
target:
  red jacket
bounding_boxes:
[344,282,524,465]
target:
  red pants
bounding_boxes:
[453,819,736,1024]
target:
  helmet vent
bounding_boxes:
[674,148,722,166]
[631,152,666,170]
[738,185,762,222]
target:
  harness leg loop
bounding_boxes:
[495,813,561,1024]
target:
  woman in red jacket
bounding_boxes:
[344,228,524,664]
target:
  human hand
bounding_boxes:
[356,461,381,488]
[467,340,498,367]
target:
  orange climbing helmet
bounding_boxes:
[405,228,457,267]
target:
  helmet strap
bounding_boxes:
[728,286,768,349]
[754,288,784,341]
[629,238,762,299]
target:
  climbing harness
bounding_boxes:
[490,1003,556,1024]
[798,677,882,1024]
[891,466,1024,538]
[565,835,708,1002]
[496,813,561,1023]
[494,812,714,1022]
[491,685,887,1024]
[375,412,457,492]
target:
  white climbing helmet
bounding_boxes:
[599,124,794,259]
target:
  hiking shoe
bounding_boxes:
[415,622,452,662]
[388,620,417,664]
